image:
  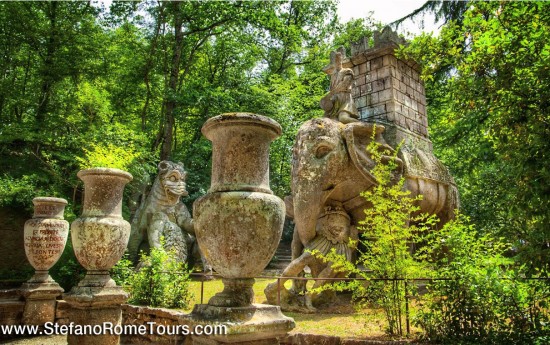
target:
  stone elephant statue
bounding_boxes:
[265,117,458,310]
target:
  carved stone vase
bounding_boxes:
[23,197,69,284]
[71,168,133,288]
[194,113,285,307]
[21,197,69,326]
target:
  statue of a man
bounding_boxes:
[264,203,357,311]
[320,48,360,124]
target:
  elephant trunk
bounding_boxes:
[292,181,324,245]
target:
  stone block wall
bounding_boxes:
[121,304,190,345]
[0,290,24,328]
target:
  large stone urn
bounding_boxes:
[194,113,285,306]
[23,197,69,284]
[21,197,68,326]
[191,113,294,345]
[70,167,133,288]
[64,167,132,345]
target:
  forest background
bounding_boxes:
[0,0,548,283]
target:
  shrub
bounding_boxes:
[313,130,436,336]
[112,242,192,309]
[415,214,550,344]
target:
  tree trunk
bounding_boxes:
[159,1,184,160]
[141,2,164,132]
[36,2,58,123]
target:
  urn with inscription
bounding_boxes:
[24,197,69,283]
[71,168,133,288]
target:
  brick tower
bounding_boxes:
[343,26,432,152]
[342,27,458,209]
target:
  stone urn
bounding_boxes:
[71,168,133,288]
[194,113,285,307]
[23,197,69,284]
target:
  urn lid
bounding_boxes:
[201,113,282,140]
[77,167,133,182]
[32,197,68,219]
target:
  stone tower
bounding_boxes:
[344,26,432,152]
[344,26,458,210]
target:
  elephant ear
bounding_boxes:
[343,123,403,186]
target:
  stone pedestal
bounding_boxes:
[20,282,63,326]
[190,304,295,345]
[64,286,128,345]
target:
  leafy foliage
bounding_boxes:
[112,243,192,309]
[399,1,550,271]
[415,214,550,344]
[76,143,140,171]
[0,0,347,214]
[314,133,549,341]
[314,134,436,336]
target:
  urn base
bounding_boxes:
[208,278,254,307]
[25,270,56,285]
[190,303,295,344]
[64,286,128,345]
[20,282,64,326]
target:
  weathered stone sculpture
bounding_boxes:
[265,119,404,310]
[266,203,358,311]
[190,113,294,345]
[127,161,211,273]
[64,167,132,345]
[23,197,69,285]
[21,197,69,325]
[320,47,360,124]
[266,30,459,311]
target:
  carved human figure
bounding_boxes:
[320,48,360,124]
[127,161,211,273]
[266,203,358,311]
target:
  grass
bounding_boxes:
[184,278,275,308]
[182,277,421,340]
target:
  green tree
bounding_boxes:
[400,1,550,271]
[415,214,550,344]
[0,0,346,285]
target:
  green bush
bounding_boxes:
[415,214,550,344]
[112,242,192,309]
[313,130,436,336]
[313,129,550,342]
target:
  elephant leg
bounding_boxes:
[309,262,339,307]
[290,230,306,293]
[291,228,303,260]
[198,247,213,276]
